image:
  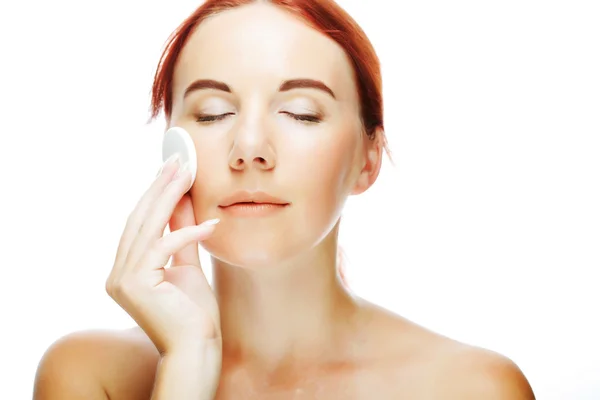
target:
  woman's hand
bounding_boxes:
[105,155,221,356]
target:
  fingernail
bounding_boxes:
[157,153,181,177]
[194,218,220,235]
[165,153,181,169]
[175,161,189,179]
[201,218,220,226]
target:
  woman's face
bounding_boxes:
[168,3,378,268]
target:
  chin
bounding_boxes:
[196,206,342,269]
[202,217,330,270]
[201,230,308,270]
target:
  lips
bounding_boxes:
[218,191,290,208]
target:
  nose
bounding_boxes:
[228,117,276,171]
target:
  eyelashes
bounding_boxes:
[195,112,322,125]
[195,113,234,123]
[280,111,321,123]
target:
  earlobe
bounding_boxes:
[351,128,384,195]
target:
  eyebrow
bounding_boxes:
[183,78,336,99]
[279,79,336,99]
[184,79,231,98]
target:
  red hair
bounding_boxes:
[150,0,388,152]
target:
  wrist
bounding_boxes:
[153,342,222,400]
[163,336,222,358]
[162,343,222,378]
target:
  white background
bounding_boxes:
[0,0,598,398]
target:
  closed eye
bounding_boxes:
[281,111,322,124]
[196,113,234,123]
[195,112,322,124]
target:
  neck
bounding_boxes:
[211,228,360,371]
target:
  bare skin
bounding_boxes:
[34,301,534,399]
[33,3,535,399]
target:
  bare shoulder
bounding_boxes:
[434,343,536,399]
[34,327,159,400]
[356,301,535,399]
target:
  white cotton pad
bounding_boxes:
[162,127,197,192]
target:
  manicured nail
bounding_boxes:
[201,218,220,226]
[193,218,220,236]
[175,161,189,179]
[166,153,181,167]
[157,153,181,177]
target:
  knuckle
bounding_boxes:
[126,212,140,228]
[104,278,113,296]
[105,275,136,299]
[166,178,186,197]
[126,208,136,222]
[151,238,170,257]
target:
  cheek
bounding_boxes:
[285,128,358,213]
[187,144,225,218]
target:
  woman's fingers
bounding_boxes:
[136,220,219,273]
[169,193,202,268]
[125,166,192,269]
[113,155,181,270]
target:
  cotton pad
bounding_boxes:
[162,127,197,192]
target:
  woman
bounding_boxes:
[34,0,535,398]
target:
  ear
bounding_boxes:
[351,127,385,195]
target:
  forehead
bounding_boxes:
[172,3,358,102]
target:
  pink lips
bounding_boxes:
[218,191,290,217]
